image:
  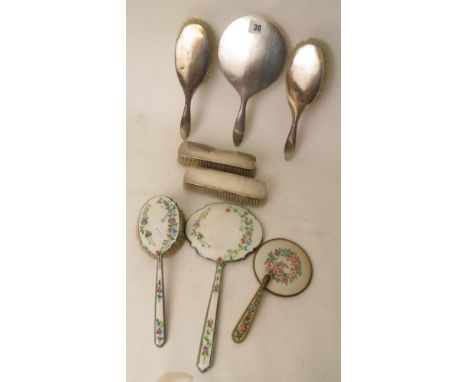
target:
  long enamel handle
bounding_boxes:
[180,94,192,140]
[233,97,247,146]
[154,255,165,347]
[197,259,224,372]
[232,274,271,343]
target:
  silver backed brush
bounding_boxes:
[284,39,325,160]
[183,167,267,205]
[175,19,213,140]
[178,141,256,177]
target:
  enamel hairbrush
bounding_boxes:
[138,196,186,347]
[178,141,256,177]
[183,167,267,205]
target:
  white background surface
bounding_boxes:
[127,1,340,381]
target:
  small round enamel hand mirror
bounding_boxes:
[186,203,263,372]
[232,238,313,343]
[138,196,184,347]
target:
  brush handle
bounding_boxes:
[233,97,247,146]
[232,274,270,343]
[154,255,165,347]
[197,259,224,372]
[180,95,192,140]
[284,114,299,161]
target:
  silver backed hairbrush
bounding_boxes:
[284,39,325,160]
[175,19,213,140]
[178,141,256,177]
[184,167,267,205]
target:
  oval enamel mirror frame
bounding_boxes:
[186,203,263,263]
[186,203,263,372]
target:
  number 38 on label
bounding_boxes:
[248,20,263,33]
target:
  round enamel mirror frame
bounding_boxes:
[232,238,313,343]
[185,203,263,372]
[138,196,184,348]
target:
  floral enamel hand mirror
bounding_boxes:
[186,203,263,372]
[138,196,184,347]
[231,238,313,343]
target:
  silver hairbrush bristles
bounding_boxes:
[178,141,256,177]
[183,167,267,205]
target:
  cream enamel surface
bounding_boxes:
[186,203,262,262]
[253,238,312,296]
[138,196,180,256]
[184,167,267,200]
[128,1,340,381]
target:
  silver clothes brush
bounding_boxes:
[184,167,267,205]
[178,141,256,177]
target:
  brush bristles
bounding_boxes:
[178,155,255,177]
[184,183,264,205]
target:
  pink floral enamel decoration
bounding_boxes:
[186,203,263,372]
[232,238,313,343]
[264,248,302,285]
[138,196,184,347]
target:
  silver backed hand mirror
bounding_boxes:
[284,39,325,160]
[175,19,212,139]
[218,15,286,146]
